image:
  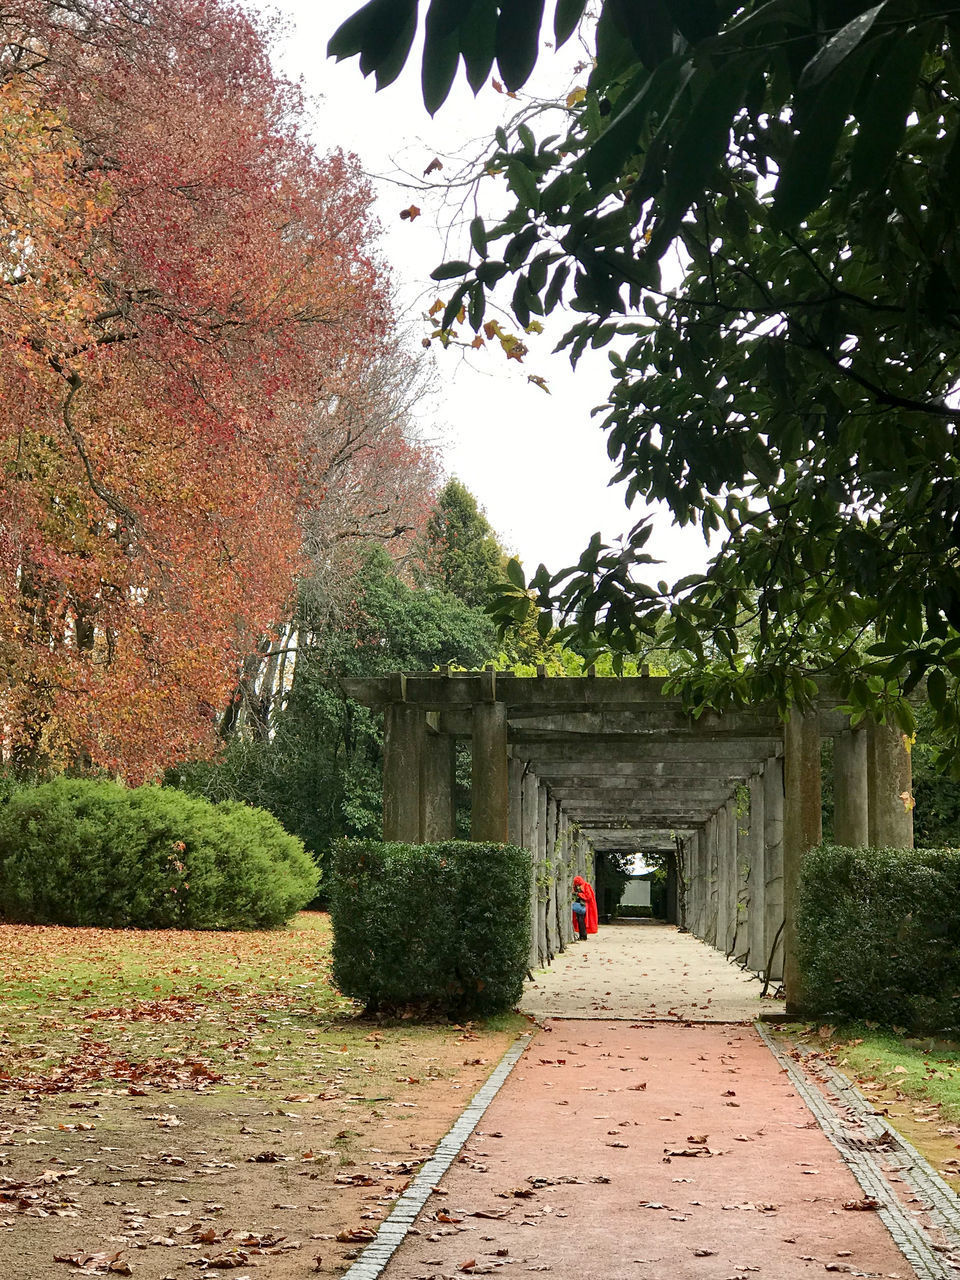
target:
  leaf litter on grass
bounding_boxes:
[0,914,525,1280]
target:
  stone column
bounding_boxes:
[688,829,703,938]
[744,772,765,973]
[867,719,914,849]
[508,757,524,847]
[834,728,869,847]
[521,768,539,971]
[714,805,731,953]
[705,812,720,947]
[783,710,822,1013]
[537,783,548,965]
[665,851,678,925]
[383,703,423,841]
[724,798,739,956]
[420,731,456,841]
[763,756,785,982]
[560,811,573,945]
[471,701,508,842]
[545,794,559,959]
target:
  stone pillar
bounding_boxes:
[665,851,678,925]
[537,783,548,965]
[744,772,765,972]
[545,794,559,959]
[508,757,524,847]
[560,812,573,945]
[763,756,785,982]
[383,703,423,841]
[688,829,703,938]
[724,798,739,956]
[421,731,456,841]
[834,728,869,848]
[783,710,822,1013]
[715,805,730,953]
[521,768,539,971]
[471,701,508,842]
[867,719,914,849]
[705,812,719,947]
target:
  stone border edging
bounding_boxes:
[792,1039,960,1246]
[338,1032,534,1280]
[756,1022,951,1280]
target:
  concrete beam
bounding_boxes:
[527,761,754,781]
[343,672,850,717]
[545,778,742,798]
[503,710,783,737]
[512,739,784,763]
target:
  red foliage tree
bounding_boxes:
[0,0,432,778]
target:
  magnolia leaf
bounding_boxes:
[798,2,886,91]
[495,0,546,91]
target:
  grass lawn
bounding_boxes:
[780,1022,960,1183]
[0,913,528,1280]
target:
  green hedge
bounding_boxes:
[0,778,318,929]
[617,904,653,918]
[797,844,960,1031]
[330,840,530,1017]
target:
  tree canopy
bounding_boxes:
[2,0,433,780]
[330,0,960,755]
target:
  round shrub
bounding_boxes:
[0,778,318,929]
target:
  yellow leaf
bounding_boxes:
[566,87,586,107]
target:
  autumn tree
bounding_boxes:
[1,0,428,779]
[331,0,960,755]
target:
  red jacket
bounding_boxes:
[572,876,599,933]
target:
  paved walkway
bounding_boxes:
[347,923,960,1280]
[523,919,785,1022]
[375,1021,921,1279]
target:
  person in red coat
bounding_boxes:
[572,875,599,938]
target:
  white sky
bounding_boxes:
[272,0,711,583]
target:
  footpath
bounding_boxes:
[342,923,960,1280]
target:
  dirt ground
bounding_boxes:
[0,915,525,1280]
[0,1023,522,1280]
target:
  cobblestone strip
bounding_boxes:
[756,1022,946,1280]
[793,1041,960,1245]
[340,1033,534,1280]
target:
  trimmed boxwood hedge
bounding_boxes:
[330,839,530,1017]
[797,844,960,1031]
[0,777,318,929]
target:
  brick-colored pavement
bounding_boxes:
[378,1021,916,1279]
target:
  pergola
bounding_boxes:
[340,669,914,1013]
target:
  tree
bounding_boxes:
[1,0,413,779]
[415,479,507,608]
[329,0,960,758]
[172,544,499,874]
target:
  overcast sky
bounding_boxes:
[271,1,711,584]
